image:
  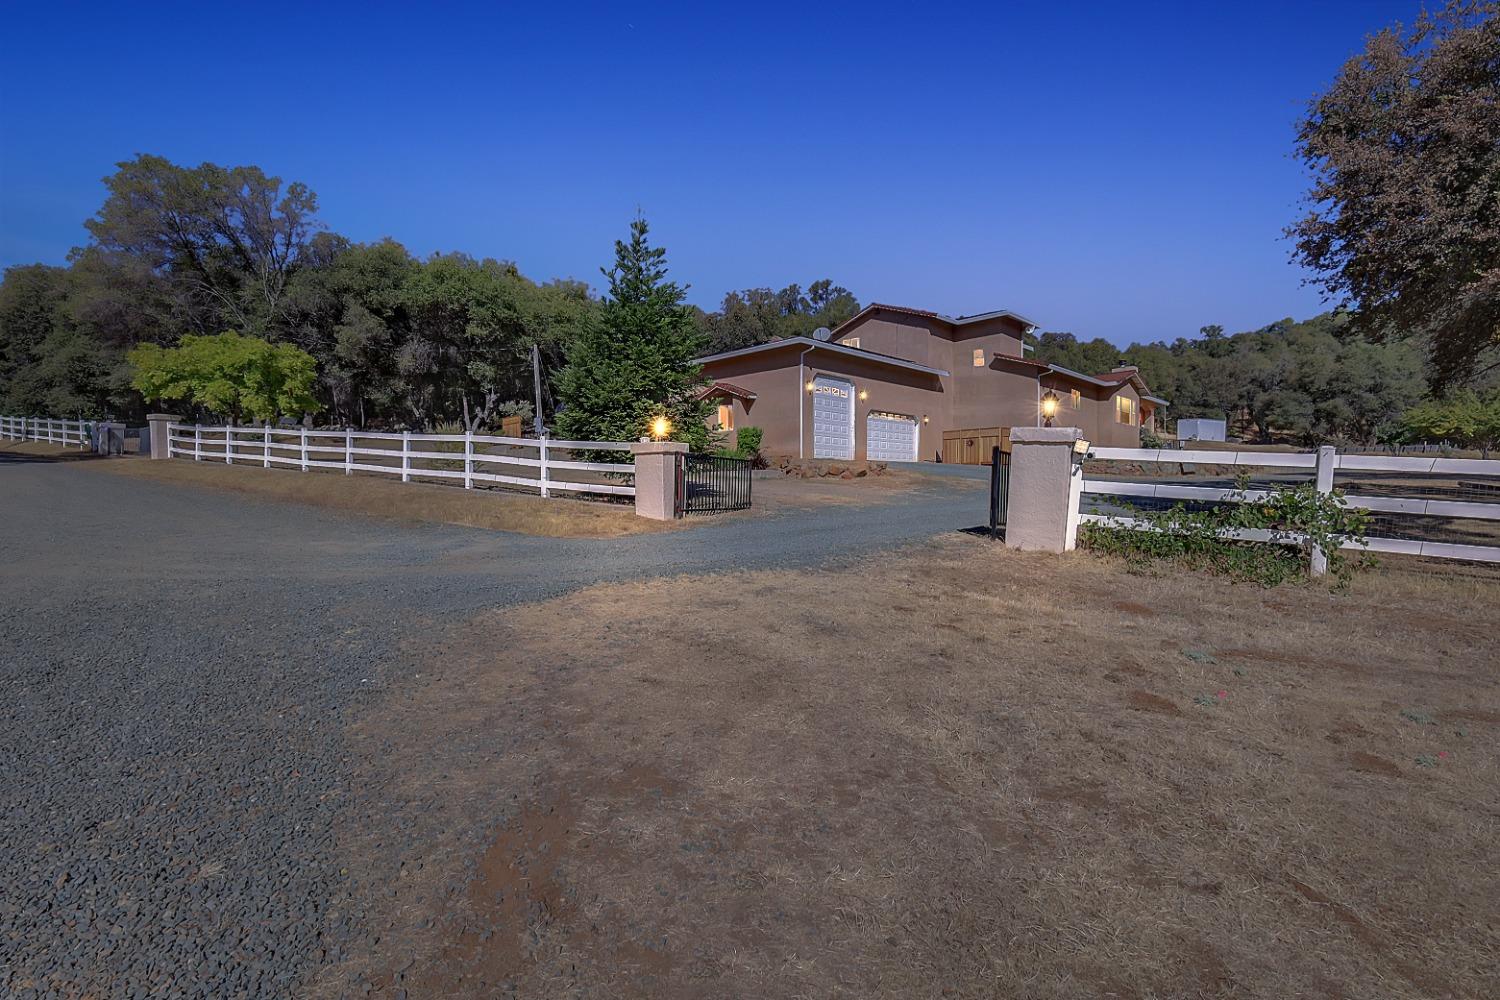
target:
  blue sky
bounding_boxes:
[0,1,1417,345]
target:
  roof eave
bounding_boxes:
[694,336,950,378]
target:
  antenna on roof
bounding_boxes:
[812,326,832,342]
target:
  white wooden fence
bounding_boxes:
[1,415,91,448]
[1081,445,1500,566]
[166,423,635,498]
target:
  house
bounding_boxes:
[695,303,1166,463]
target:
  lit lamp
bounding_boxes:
[805,380,816,393]
[858,388,869,401]
[1041,390,1060,427]
[650,415,672,441]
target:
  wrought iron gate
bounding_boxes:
[677,454,753,514]
[988,445,1010,539]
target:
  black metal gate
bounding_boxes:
[988,445,1010,539]
[677,454,753,514]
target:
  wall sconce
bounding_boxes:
[805,380,816,393]
[857,388,869,401]
[1041,390,1060,427]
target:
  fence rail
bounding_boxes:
[1082,444,1500,567]
[2,415,91,448]
[166,423,635,498]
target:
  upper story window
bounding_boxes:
[844,337,860,349]
[1070,389,1081,410]
[717,403,734,431]
[972,348,986,367]
[1116,396,1136,425]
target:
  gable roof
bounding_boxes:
[991,356,1169,406]
[831,302,1040,338]
[694,336,951,378]
[695,380,758,401]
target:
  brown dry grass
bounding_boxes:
[0,439,100,461]
[333,539,1500,999]
[89,456,672,538]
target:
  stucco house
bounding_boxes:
[696,303,1166,463]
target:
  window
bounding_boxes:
[844,337,860,349]
[1116,396,1136,425]
[973,348,985,367]
[1070,389,1081,410]
[717,403,734,431]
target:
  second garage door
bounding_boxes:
[867,411,918,463]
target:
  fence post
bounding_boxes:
[346,427,354,476]
[225,425,233,465]
[629,440,688,520]
[300,427,309,472]
[463,429,473,489]
[146,414,179,459]
[401,431,411,482]
[263,425,271,468]
[1005,426,1086,553]
[539,435,550,497]
[194,424,202,460]
[1310,444,1338,577]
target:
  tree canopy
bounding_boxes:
[1290,1,1500,388]
[129,332,320,423]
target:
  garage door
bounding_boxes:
[811,376,854,459]
[867,411,918,462]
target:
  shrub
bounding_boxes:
[736,426,765,466]
[1080,477,1373,587]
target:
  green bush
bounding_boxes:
[736,425,763,456]
[1080,477,1373,587]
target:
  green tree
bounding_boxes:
[129,332,321,423]
[1289,1,1500,388]
[85,154,321,336]
[1402,390,1500,456]
[556,218,710,448]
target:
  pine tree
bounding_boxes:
[556,218,710,450]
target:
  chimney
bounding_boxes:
[1112,359,1138,373]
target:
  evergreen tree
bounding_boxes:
[556,218,709,448]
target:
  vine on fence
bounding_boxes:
[1081,476,1374,587]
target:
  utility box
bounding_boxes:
[1177,418,1226,442]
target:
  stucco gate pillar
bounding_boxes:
[1005,426,1087,553]
[146,413,181,460]
[630,440,688,520]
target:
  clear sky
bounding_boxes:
[0,0,1418,346]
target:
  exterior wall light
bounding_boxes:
[805,380,816,392]
[858,388,869,401]
[922,415,930,424]
[650,415,672,441]
[1041,390,1060,427]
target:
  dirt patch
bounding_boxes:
[1126,689,1183,717]
[1348,751,1402,777]
[329,538,1500,999]
[86,456,669,538]
[1112,599,1156,616]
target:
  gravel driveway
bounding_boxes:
[0,458,982,998]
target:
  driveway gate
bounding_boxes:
[677,454,753,514]
[988,445,1010,539]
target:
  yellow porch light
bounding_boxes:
[650,415,672,440]
[857,388,869,401]
[805,379,816,392]
[1041,390,1060,427]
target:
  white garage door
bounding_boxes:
[867,411,918,462]
[811,376,854,459]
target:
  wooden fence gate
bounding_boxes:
[942,426,1010,465]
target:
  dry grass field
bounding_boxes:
[86,455,670,538]
[334,538,1500,999]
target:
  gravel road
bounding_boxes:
[0,457,981,998]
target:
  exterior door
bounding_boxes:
[867,412,918,462]
[811,376,854,459]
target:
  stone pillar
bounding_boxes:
[630,440,689,520]
[1005,426,1087,553]
[146,413,181,461]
